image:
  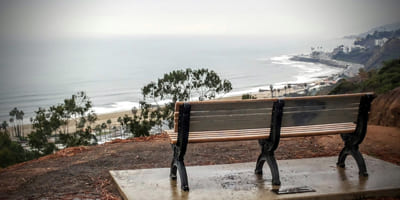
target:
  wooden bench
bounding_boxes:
[166,93,375,191]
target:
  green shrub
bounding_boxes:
[329,79,361,94]
[242,94,257,99]
[0,131,36,168]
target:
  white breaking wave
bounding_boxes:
[92,101,141,114]
[92,99,174,114]
[221,54,344,97]
[269,55,343,83]
[92,54,344,114]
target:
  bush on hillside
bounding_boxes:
[242,94,257,100]
[0,131,37,168]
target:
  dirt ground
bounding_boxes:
[0,125,399,200]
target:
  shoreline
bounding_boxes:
[90,53,359,130]
[290,54,363,77]
[12,76,334,138]
[8,55,358,138]
[0,52,349,126]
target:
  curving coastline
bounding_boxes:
[290,54,364,78]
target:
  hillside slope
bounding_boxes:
[365,38,400,71]
[0,126,399,199]
[369,87,400,127]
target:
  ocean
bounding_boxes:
[0,36,353,123]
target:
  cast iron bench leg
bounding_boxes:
[255,141,281,185]
[170,150,177,180]
[337,143,368,176]
[169,103,191,191]
[170,144,189,191]
[255,100,284,186]
[337,94,374,177]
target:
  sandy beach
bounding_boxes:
[13,110,134,138]
[11,79,328,139]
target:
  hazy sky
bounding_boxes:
[0,0,399,40]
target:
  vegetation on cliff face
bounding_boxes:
[369,87,400,128]
[329,58,400,95]
[0,131,37,168]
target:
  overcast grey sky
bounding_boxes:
[0,0,399,40]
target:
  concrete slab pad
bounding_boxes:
[110,155,400,200]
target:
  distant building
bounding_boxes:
[375,38,388,46]
[332,45,344,56]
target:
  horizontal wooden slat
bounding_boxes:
[174,92,371,108]
[281,122,355,131]
[173,135,269,143]
[174,108,272,119]
[176,98,277,107]
[281,126,356,137]
[284,104,358,113]
[166,123,356,144]
[284,97,360,111]
[282,108,358,127]
[190,115,272,131]
[190,108,273,117]
[191,112,271,120]
[282,123,355,132]
[281,92,371,101]
[167,128,270,144]
[174,108,273,132]
[184,129,270,136]
[189,101,275,112]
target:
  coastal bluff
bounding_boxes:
[369,86,400,128]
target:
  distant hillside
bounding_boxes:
[333,28,400,71]
[365,38,400,71]
[345,22,400,39]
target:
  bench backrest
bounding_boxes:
[175,99,276,132]
[282,94,361,127]
[174,93,372,133]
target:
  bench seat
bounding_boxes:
[167,122,356,143]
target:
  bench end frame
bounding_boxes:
[170,103,191,191]
[337,94,375,176]
[255,99,285,185]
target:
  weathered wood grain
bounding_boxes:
[167,122,356,144]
